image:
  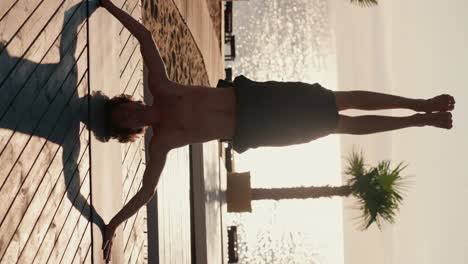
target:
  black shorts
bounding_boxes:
[217,75,339,154]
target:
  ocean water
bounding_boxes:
[226,0,344,263]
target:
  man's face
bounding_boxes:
[111,102,143,129]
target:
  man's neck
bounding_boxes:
[142,105,160,126]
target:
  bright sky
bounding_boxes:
[330,0,468,263]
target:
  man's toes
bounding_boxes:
[442,112,453,129]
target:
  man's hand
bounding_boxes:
[102,224,116,263]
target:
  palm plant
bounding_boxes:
[244,150,408,230]
[350,0,378,7]
[345,150,408,229]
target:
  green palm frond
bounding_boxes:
[350,0,378,7]
[345,149,365,177]
[345,151,408,230]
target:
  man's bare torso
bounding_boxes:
[150,82,236,148]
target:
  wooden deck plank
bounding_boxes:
[15,125,88,264]
[70,220,92,264]
[126,219,145,264]
[32,165,91,264]
[0,41,88,216]
[3,147,89,264]
[0,0,84,86]
[0,71,88,263]
[119,0,141,41]
[0,0,45,50]
[83,244,92,264]
[120,47,142,93]
[0,0,86,145]
[88,2,125,262]
[122,157,144,204]
[121,139,139,176]
[157,147,191,263]
[117,2,147,261]
[122,59,143,95]
[0,45,87,183]
[0,45,88,234]
[136,238,147,264]
[0,0,150,262]
[121,138,143,187]
[119,40,140,79]
[0,127,88,262]
[71,235,91,264]
[0,20,88,189]
[0,104,88,262]
[124,201,145,263]
[39,182,91,264]
[59,201,91,264]
[123,196,142,257]
[122,177,143,239]
[0,0,18,21]
[122,141,142,195]
[53,194,90,264]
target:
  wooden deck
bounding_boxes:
[116,0,147,263]
[0,0,147,263]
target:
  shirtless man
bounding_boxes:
[99,0,455,261]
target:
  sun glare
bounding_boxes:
[235,134,342,189]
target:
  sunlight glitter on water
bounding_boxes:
[226,0,344,263]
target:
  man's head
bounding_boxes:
[107,94,145,143]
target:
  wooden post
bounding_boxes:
[226,172,252,212]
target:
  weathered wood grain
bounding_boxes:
[119,0,142,38]
[83,244,92,264]
[122,59,143,95]
[0,22,88,189]
[156,147,191,263]
[123,187,143,255]
[136,237,148,264]
[0,0,85,145]
[41,191,91,264]
[0,0,18,22]
[121,138,144,192]
[32,167,91,264]
[118,2,146,259]
[58,200,91,264]
[121,50,142,93]
[0,0,84,86]
[52,194,90,264]
[88,0,125,262]
[14,125,88,264]
[0,46,88,234]
[125,213,145,264]
[122,159,144,206]
[0,0,47,50]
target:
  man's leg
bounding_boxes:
[334,91,455,112]
[334,112,453,135]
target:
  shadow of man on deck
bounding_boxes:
[0,1,109,248]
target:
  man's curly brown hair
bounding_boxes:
[106,94,145,143]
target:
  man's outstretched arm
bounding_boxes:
[102,141,169,262]
[100,0,169,92]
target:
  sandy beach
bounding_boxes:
[142,0,211,86]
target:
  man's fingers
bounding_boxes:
[104,241,112,262]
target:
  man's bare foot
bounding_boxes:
[418,112,453,129]
[415,94,455,113]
